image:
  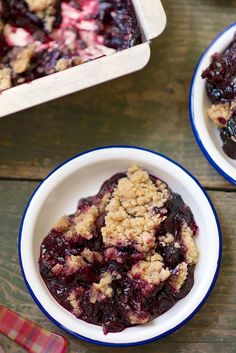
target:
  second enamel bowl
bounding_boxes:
[190,22,236,184]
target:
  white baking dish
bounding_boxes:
[0,0,166,117]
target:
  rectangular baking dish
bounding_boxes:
[0,0,166,118]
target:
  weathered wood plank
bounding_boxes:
[1,342,236,353]
[0,0,236,188]
[0,180,235,352]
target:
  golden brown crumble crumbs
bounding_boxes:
[65,205,98,240]
[98,192,112,213]
[207,101,236,127]
[67,290,82,316]
[74,205,98,238]
[158,233,174,246]
[169,262,188,292]
[25,0,57,32]
[90,272,113,304]
[55,58,71,72]
[128,253,170,285]
[10,43,36,74]
[127,311,149,325]
[64,255,86,275]
[81,248,103,263]
[181,224,199,265]
[72,56,83,66]
[53,215,70,232]
[26,0,55,12]
[101,165,170,252]
[0,68,12,90]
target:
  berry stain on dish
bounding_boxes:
[202,32,236,159]
[39,165,199,334]
[0,0,141,91]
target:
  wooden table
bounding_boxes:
[1,1,236,352]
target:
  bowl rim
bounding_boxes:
[18,145,222,347]
[189,21,236,185]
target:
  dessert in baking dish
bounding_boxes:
[0,0,141,91]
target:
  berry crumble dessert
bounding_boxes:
[202,33,236,159]
[39,165,199,334]
[0,0,141,91]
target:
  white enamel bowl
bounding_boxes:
[19,146,221,347]
[190,22,236,184]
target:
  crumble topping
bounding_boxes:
[102,165,170,252]
[81,248,103,264]
[44,13,56,32]
[127,311,149,325]
[26,0,55,12]
[72,56,83,66]
[207,101,236,128]
[181,225,199,265]
[169,262,188,292]
[66,205,98,240]
[0,68,12,90]
[128,253,170,286]
[67,290,82,316]
[155,178,170,199]
[25,0,58,32]
[64,255,86,275]
[55,58,72,72]
[98,192,112,213]
[74,205,98,238]
[53,215,70,232]
[10,44,36,74]
[158,233,174,246]
[90,272,113,304]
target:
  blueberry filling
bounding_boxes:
[39,166,199,334]
[220,114,236,159]
[202,33,236,159]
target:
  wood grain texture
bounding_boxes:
[0,180,235,352]
[0,1,236,352]
[0,0,236,188]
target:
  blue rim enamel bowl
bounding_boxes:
[189,22,236,185]
[18,146,222,347]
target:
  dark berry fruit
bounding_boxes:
[202,35,236,103]
[226,115,236,140]
[159,244,183,269]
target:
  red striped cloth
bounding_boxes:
[0,305,67,353]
